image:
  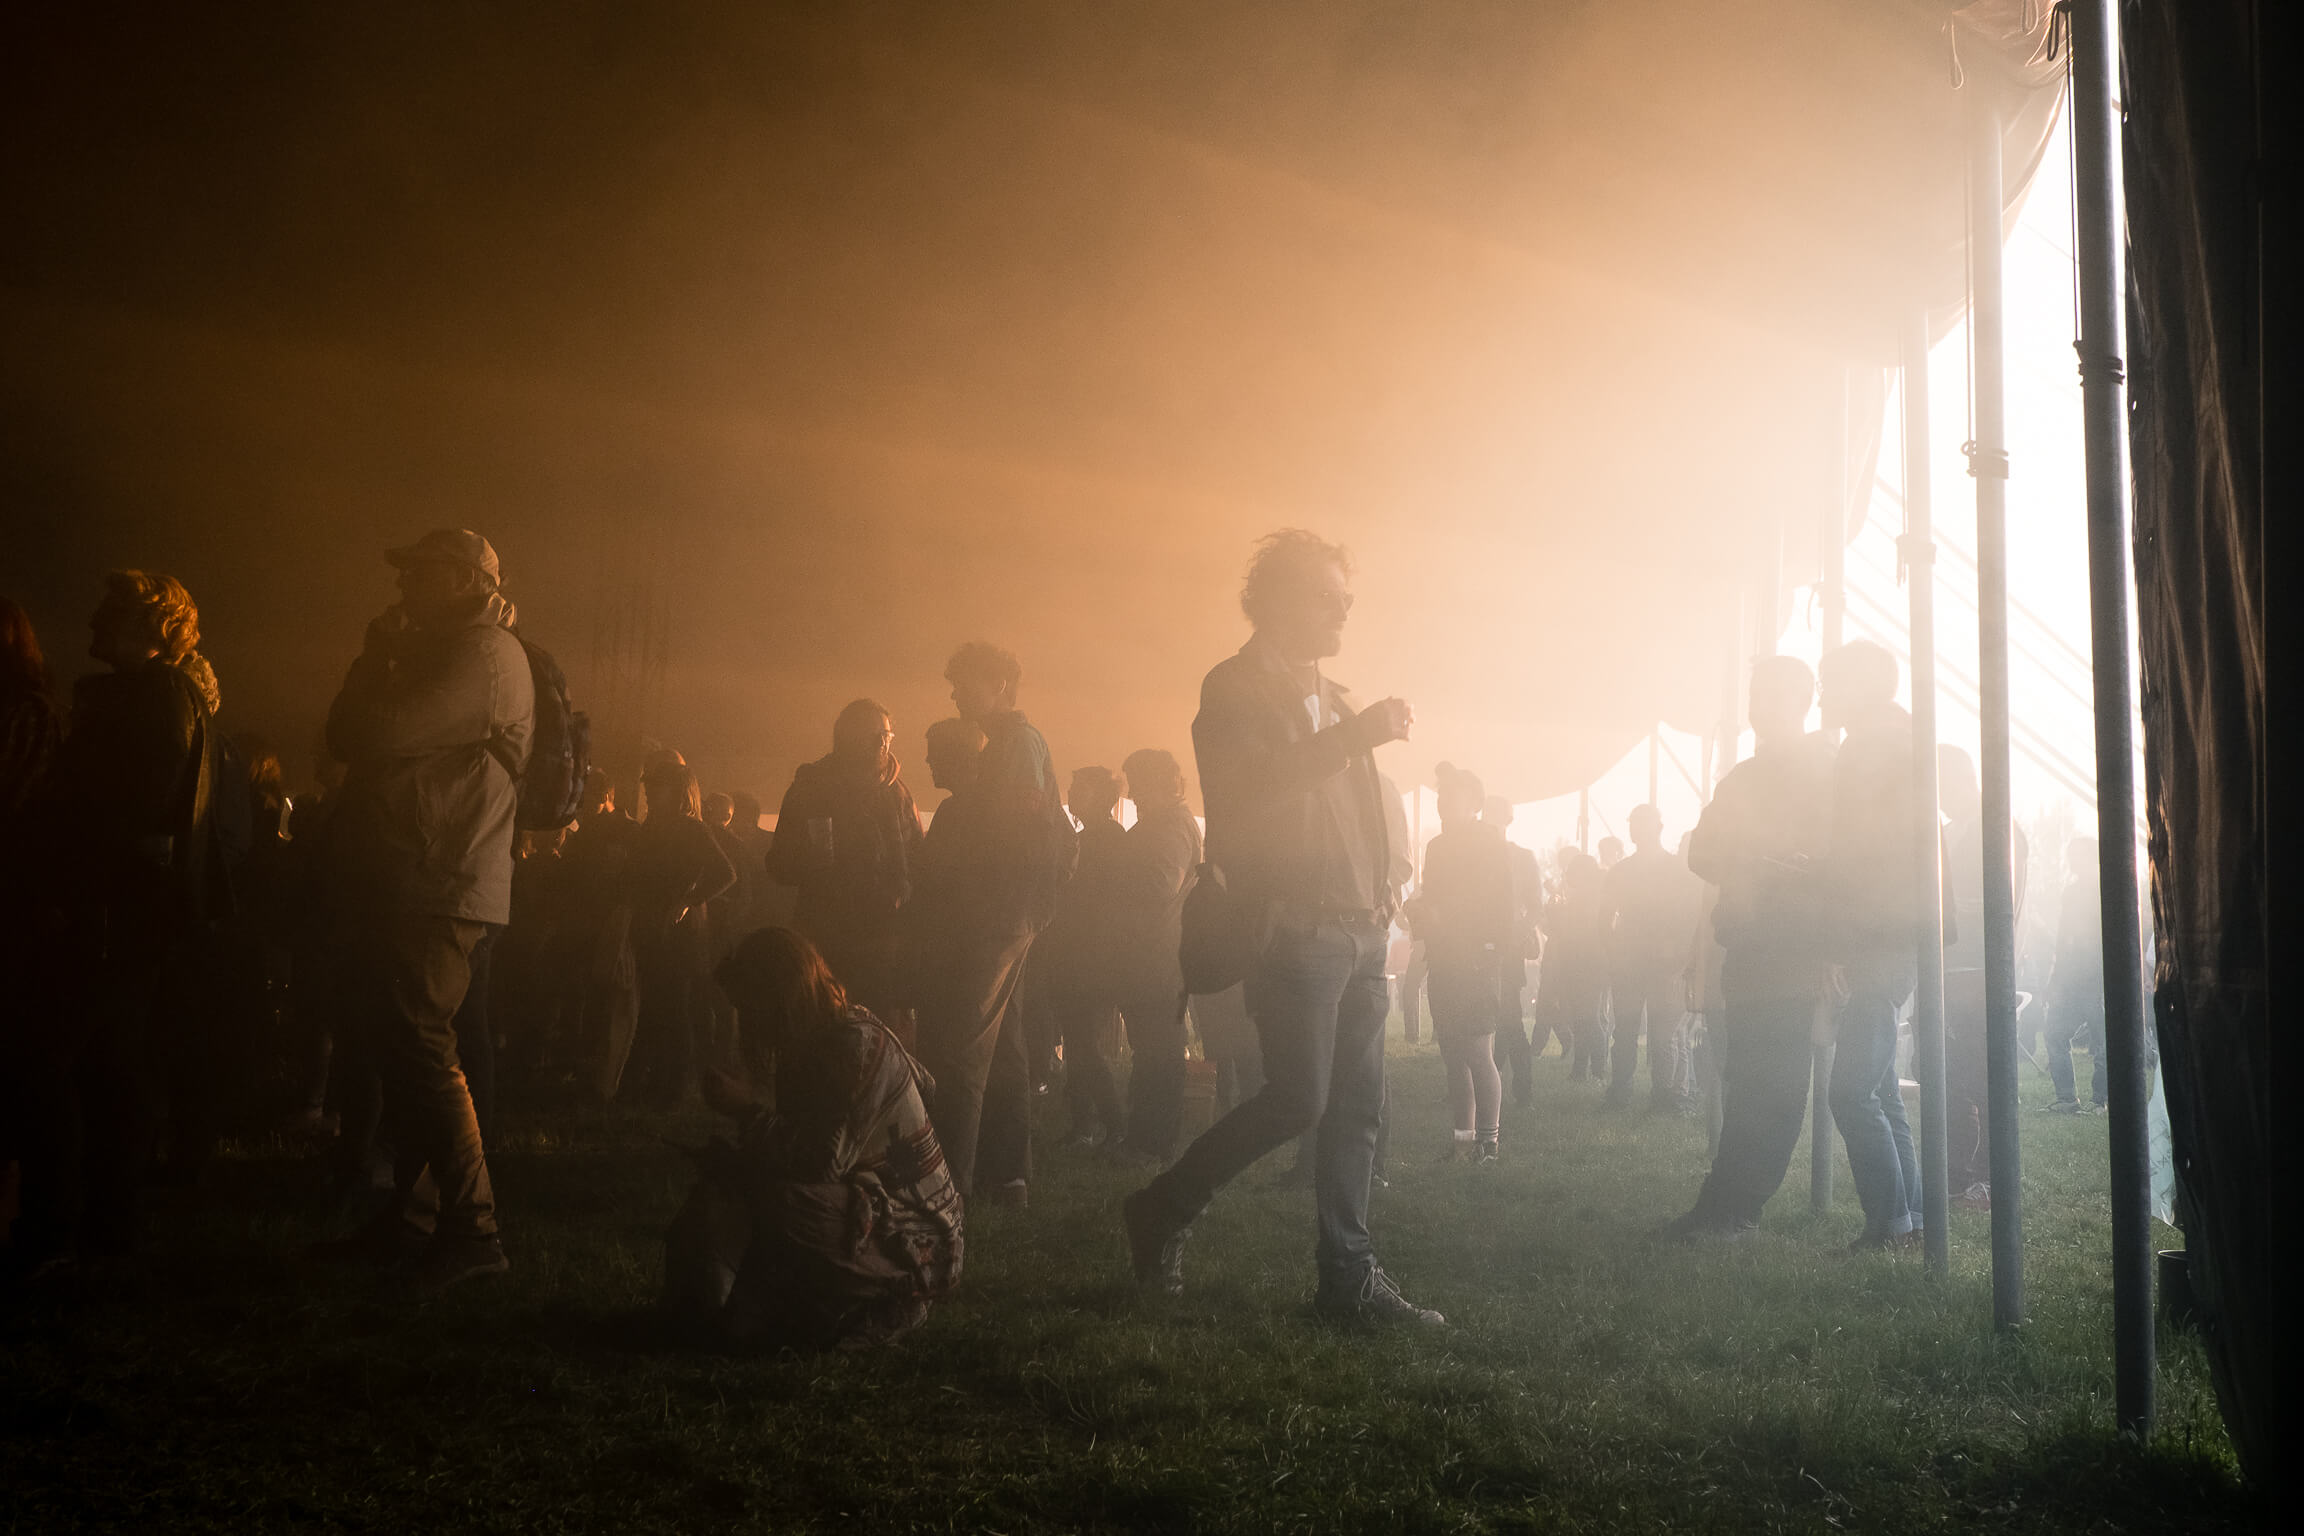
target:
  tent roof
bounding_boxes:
[0,1,2056,801]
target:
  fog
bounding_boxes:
[0,1,2058,800]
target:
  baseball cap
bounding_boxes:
[385,529,501,585]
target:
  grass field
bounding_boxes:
[0,1025,2257,1534]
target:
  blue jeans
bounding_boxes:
[1829,976,1921,1238]
[1145,914,1389,1287]
[2045,974,2108,1105]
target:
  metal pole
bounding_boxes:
[1577,786,1590,853]
[2071,0,2153,1433]
[1968,88,2025,1330]
[1904,313,1951,1279]
[1648,727,1660,807]
[1807,370,1854,1217]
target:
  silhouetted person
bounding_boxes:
[0,597,63,1282]
[729,791,793,929]
[2043,837,2106,1112]
[1113,747,1202,1161]
[1044,765,1129,1149]
[1122,529,1439,1325]
[1422,765,1515,1164]
[624,759,736,1107]
[1939,744,2025,1205]
[1596,835,1625,871]
[1605,804,1703,1112]
[663,928,962,1351]
[1662,655,1834,1241]
[767,699,923,1017]
[913,644,1070,1204]
[1485,796,1544,1109]
[319,530,531,1289]
[12,574,225,1276]
[558,768,643,1100]
[1537,851,1610,1081]
[1819,640,1925,1250]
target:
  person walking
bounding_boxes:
[1121,529,1439,1325]
[318,529,532,1289]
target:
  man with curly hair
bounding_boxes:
[1122,530,1441,1325]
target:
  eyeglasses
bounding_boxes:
[1309,588,1355,614]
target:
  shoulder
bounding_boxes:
[1199,649,1260,706]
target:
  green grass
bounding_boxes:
[1,1027,2254,1534]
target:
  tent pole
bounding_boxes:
[1968,87,2025,1331]
[1904,313,1951,1279]
[2071,0,2153,1434]
[1648,726,1660,806]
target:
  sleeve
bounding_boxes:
[1191,670,1361,834]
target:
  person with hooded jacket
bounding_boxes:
[767,699,923,1017]
[319,528,532,1291]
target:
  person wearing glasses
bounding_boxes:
[1122,529,1441,1326]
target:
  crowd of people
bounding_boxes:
[0,525,2110,1345]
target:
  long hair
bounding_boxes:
[831,697,898,783]
[715,926,851,1078]
[642,760,702,821]
[102,570,220,711]
[0,595,47,699]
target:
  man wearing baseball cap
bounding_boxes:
[319,528,532,1289]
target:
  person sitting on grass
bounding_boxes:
[662,927,963,1351]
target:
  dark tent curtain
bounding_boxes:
[2121,0,2270,1484]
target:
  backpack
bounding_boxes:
[513,637,590,831]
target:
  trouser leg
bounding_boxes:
[1691,997,1816,1225]
[1145,921,1360,1239]
[1311,924,1388,1284]
[919,927,1037,1197]
[1829,987,1915,1238]
[1607,971,1642,1101]
[453,928,498,1146]
[1122,984,1189,1159]
[1400,944,1426,1044]
[1059,996,1123,1138]
[2084,1006,2108,1104]
[976,987,1035,1190]
[366,912,495,1239]
[2045,1000,2080,1102]
[1637,969,1689,1107]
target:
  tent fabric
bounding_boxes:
[1,2,2052,804]
[2122,0,2270,1484]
